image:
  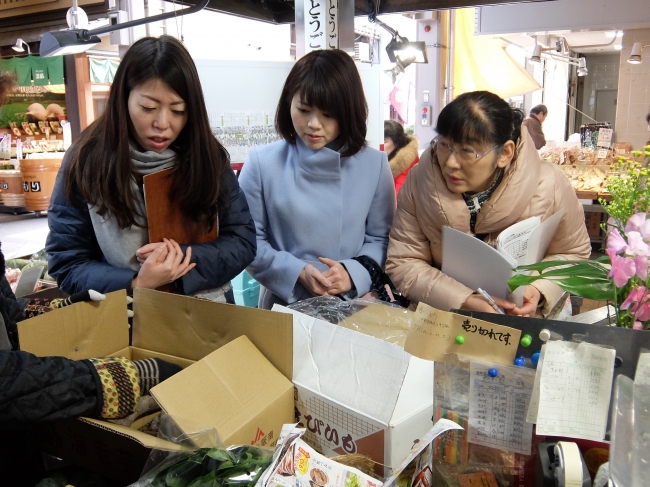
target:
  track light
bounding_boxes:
[577,57,588,76]
[384,55,416,84]
[530,44,542,63]
[628,42,646,64]
[368,13,428,65]
[12,39,31,55]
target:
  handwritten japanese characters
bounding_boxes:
[468,362,535,455]
[535,341,615,441]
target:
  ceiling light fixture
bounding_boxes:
[530,44,542,63]
[40,0,210,57]
[368,12,428,64]
[628,42,649,64]
[12,38,31,55]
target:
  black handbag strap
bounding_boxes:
[351,256,409,308]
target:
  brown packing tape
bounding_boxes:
[18,290,129,360]
[132,288,293,380]
[405,303,521,365]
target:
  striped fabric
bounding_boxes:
[133,358,160,396]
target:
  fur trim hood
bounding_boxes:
[389,136,419,178]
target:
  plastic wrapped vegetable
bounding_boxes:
[144,445,273,487]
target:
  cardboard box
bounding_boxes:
[274,305,434,477]
[19,288,294,484]
[585,211,603,237]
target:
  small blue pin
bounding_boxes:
[488,368,498,378]
[514,356,525,367]
[531,352,541,367]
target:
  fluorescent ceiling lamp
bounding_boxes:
[12,38,31,54]
[40,30,100,57]
[628,42,645,64]
[605,30,623,38]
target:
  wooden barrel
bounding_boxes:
[0,170,26,207]
[20,159,62,211]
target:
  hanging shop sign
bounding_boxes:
[303,0,338,54]
[88,57,120,84]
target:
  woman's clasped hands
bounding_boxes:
[132,238,195,289]
[298,257,353,297]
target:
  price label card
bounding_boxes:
[597,148,608,159]
[597,128,613,148]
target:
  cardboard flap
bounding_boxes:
[19,290,129,360]
[276,305,411,425]
[150,335,293,442]
[132,289,293,380]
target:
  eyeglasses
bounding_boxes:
[433,137,501,164]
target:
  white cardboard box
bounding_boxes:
[274,305,434,476]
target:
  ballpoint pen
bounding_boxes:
[477,288,506,314]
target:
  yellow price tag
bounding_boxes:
[297,455,309,475]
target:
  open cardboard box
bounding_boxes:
[19,288,294,484]
[274,304,434,477]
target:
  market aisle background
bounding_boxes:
[0,214,49,259]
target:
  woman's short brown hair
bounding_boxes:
[275,49,367,157]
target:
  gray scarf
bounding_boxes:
[89,147,176,272]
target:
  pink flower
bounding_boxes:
[634,321,644,330]
[627,231,650,256]
[607,249,636,288]
[635,254,649,281]
[626,212,648,234]
[620,286,650,321]
[607,228,628,255]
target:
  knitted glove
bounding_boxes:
[89,357,182,419]
[133,357,182,395]
[24,290,105,319]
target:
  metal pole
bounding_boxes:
[446,9,455,104]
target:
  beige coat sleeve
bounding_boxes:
[386,172,475,312]
[531,169,592,316]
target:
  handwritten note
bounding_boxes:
[535,341,615,441]
[525,345,546,424]
[468,362,535,455]
[635,352,650,385]
[404,303,521,365]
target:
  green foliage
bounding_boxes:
[599,160,650,231]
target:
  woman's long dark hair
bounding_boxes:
[383,120,410,161]
[66,35,230,232]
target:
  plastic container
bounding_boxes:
[20,158,62,211]
[232,270,260,307]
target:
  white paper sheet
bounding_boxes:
[535,341,615,441]
[468,361,535,455]
[525,344,546,424]
[634,352,650,385]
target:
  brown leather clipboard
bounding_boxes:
[143,167,218,292]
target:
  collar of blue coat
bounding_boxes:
[294,136,350,178]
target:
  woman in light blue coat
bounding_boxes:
[239,49,395,309]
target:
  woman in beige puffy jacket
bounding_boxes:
[385,91,591,317]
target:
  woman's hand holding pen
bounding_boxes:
[462,292,515,314]
[132,238,195,289]
[461,286,541,316]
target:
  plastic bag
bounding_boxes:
[287,296,414,346]
[130,415,274,487]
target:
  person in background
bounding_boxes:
[384,120,419,198]
[239,49,395,310]
[46,36,256,302]
[522,104,548,150]
[386,91,590,317]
